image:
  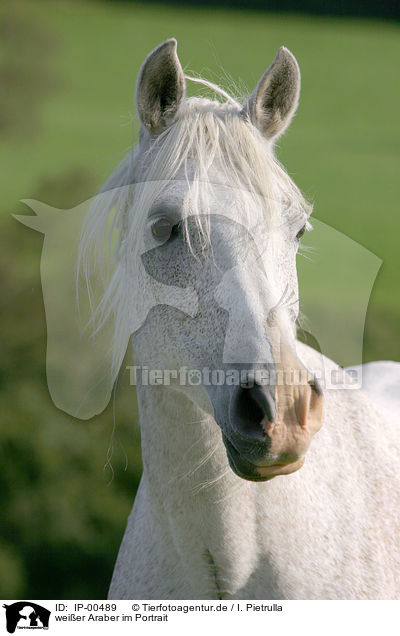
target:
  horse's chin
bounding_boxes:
[223,435,305,482]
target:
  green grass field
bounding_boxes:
[3,0,400,346]
[1,0,399,599]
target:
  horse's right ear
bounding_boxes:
[136,38,185,134]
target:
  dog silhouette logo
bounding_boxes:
[3,602,50,633]
[15,192,381,419]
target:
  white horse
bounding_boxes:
[81,39,400,599]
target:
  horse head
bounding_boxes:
[106,39,324,481]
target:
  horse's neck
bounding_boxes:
[138,383,246,507]
[136,384,260,594]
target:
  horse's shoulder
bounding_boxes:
[345,360,400,421]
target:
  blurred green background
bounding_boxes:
[1,0,399,599]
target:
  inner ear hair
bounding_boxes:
[243,46,301,141]
[136,38,186,134]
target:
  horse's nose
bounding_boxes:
[230,370,276,442]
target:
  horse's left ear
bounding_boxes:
[136,38,185,134]
[242,47,300,141]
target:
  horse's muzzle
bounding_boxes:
[224,366,324,482]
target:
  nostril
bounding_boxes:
[308,375,323,397]
[244,383,276,423]
[231,380,276,442]
[234,386,266,440]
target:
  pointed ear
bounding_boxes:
[242,47,301,141]
[136,38,185,134]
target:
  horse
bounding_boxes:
[79,39,400,599]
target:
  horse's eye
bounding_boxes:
[151,217,173,242]
[296,225,306,240]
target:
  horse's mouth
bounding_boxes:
[223,435,305,482]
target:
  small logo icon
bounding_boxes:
[3,602,51,633]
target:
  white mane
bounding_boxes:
[78,77,312,381]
